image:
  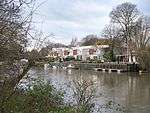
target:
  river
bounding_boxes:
[27,66,150,113]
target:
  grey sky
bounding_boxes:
[33,0,150,45]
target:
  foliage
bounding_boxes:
[1,78,65,113]
[137,47,150,72]
[0,75,127,113]
[64,56,75,61]
[103,50,116,62]
[0,78,97,113]
[96,38,111,45]
[48,107,76,113]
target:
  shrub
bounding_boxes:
[137,48,150,72]
[2,78,64,113]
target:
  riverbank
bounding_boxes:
[49,62,140,72]
[27,67,150,113]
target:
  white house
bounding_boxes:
[49,45,109,61]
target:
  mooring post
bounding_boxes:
[102,69,105,72]
[117,70,121,73]
[109,69,111,73]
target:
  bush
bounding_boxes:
[103,51,116,62]
[137,48,150,72]
[1,78,95,113]
[2,78,64,113]
[1,78,126,113]
[64,56,75,61]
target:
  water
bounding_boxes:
[27,66,150,113]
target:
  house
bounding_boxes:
[115,45,137,63]
[47,44,137,63]
[49,45,109,61]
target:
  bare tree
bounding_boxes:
[131,16,150,71]
[0,0,50,112]
[71,80,96,113]
[102,24,123,56]
[109,2,140,62]
[97,24,122,61]
[0,0,29,61]
[132,16,150,49]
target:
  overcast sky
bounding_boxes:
[33,0,150,45]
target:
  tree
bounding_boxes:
[109,2,140,62]
[101,24,124,61]
[0,0,29,61]
[81,34,99,46]
[39,47,49,58]
[95,38,110,45]
[132,16,150,49]
[0,1,48,112]
[102,24,123,46]
[71,80,96,113]
[132,16,150,71]
[46,41,67,48]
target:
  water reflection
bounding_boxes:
[28,67,150,113]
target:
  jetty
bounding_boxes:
[49,62,139,72]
